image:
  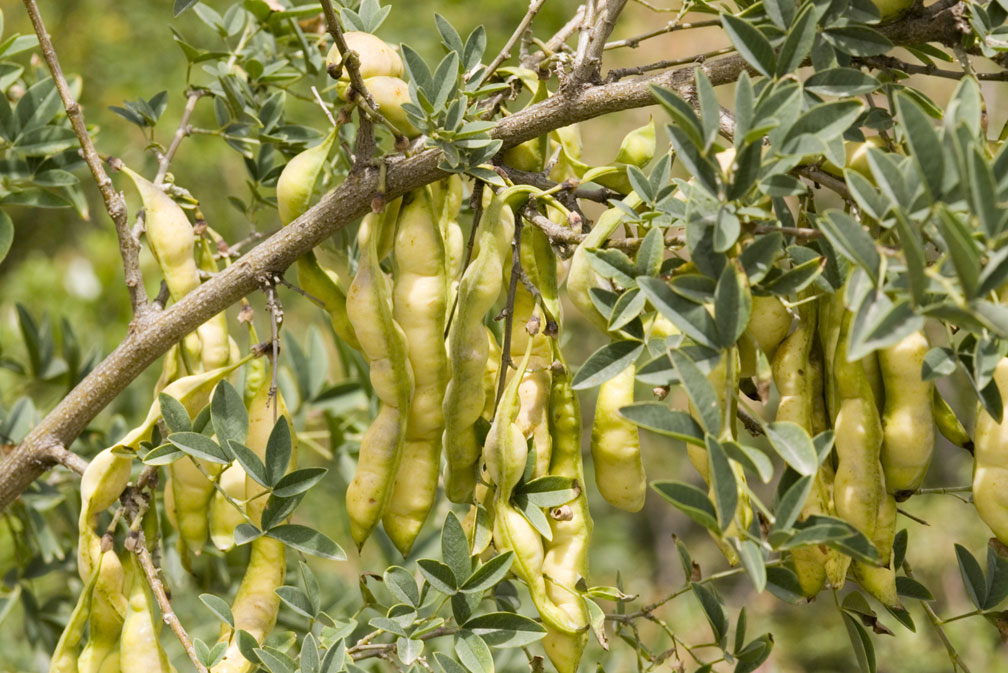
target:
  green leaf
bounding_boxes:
[651,481,720,533]
[200,593,234,628]
[782,101,864,149]
[824,25,892,57]
[517,476,577,508]
[985,543,1008,609]
[320,640,346,673]
[267,525,346,560]
[842,612,877,673]
[435,14,464,53]
[618,402,705,446]
[400,44,434,100]
[174,0,201,15]
[937,206,980,299]
[639,277,718,349]
[211,380,248,445]
[668,349,721,433]
[636,227,664,278]
[460,552,513,594]
[301,635,320,673]
[159,393,192,433]
[955,543,987,609]
[571,340,643,390]
[896,576,934,602]
[720,14,775,78]
[275,586,314,619]
[384,566,420,607]
[817,211,880,285]
[442,512,472,584]
[434,652,469,673]
[0,209,11,263]
[776,5,817,76]
[772,474,812,532]
[706,435,738,532]
[804,68,880,97]
[454,630,493,673]
[264,418,293,486]
[463,612,546,647]
[696,69,721,151]
[737,539,766,592]
[226,440,269,489]
[255,647,296,673]
[271,467,327,498]
[608,288,646,332]
[650,85,703,149]
[714,262,752,348]
[895,92,943,200]
[692,582,728,646]
[168,432,229,464]
[419,559,458,594]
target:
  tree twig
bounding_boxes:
[21,0,148,317]
[35,443,88,476]
[571,0,628,86]
[155,90,206,186]
[477,0,549,87]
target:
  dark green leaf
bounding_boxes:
[842,612,877,673]
[895,92,943,200]
[817,211,880,285]
[955,543,987,609]
[419,559,458,594]
[668,349,721,433]
[805,68,880,97]
[619,402,705,446]
[714,262,752,348]
[226,440,269,489]
[200,593,234,628]
[264,418,293,486]
[275,586,314,619]
[454,630,493,673]
[461,552,514,594]
[706,435,738,532]
[159,393,191,434]
[271,467,327,498]
[463,612,546,647]
[442,512,472,584]
[168,432,229,464]
[692,582,728,646]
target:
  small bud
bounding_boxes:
[653,385,669,401]
[550,505,574,521]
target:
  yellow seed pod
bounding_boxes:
[277,128,338,226]
[354,76,419,138]
[590,364,645,512]
[327,31,403,80]
[614,116,656,168]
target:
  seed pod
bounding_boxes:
[542,354,591,673]
[932,388,972,450]
[341,76,418,138]
[277,128,338,226]
[50,558,100,673]
[614,116,656,167]
[973,358,1008,543]
[326,32,403,80]
[878,331,934,493]
[590,364,645,512]
[120,560,172,673]
[119,166,200,302]
[853,492,900,607]
[382,188,449,555]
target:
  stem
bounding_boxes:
[903,561,974,673]
[477,0,548,87]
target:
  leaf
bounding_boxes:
[267,525,346,560]
[384,566,420,607]
[714,262,752,348]
[737,539,767,592]
[271,467,327,498]
[211,380,248,445]
[400,44,434,100]
[264,418,293,486]
[937,207,980,299]
[668,349,721,433]
[275,586,314,619]
[571,340,643,390]
[255,647,296,673]
[706,436,738,532]
[650,85,703,149]
[896,576,934,602]
[461,552,514,594]
[442,512,472,584]
[783,101,864,149]
[159,393,191,434]
[638,277,719,349]
[894,92,944,201]
[955,543,987,609]
[435,14,464,53]
[772,475,813,532]
[824,25,892,57]
[721,14,775,78]
[0,209,11,263]
[454,630,493,673]
[168,432,229,464]
[776,4,817,76]
[226,440,269,489]
[817,211,880,285]
[765,422,819,476]
[516,476,577,508]
[651,481,720,533]
[173,0,201,16]
[618,402,705,446]
[419,559,458,594]
[804,68,880,97]
[200,593,234,628]
[463,612,546,647]
[842,612,877,673]
[692,582,728,646]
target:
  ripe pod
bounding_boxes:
[326,31,403,80]
[590,364,645,512]
[341,76,418,138]
[878,331,934,493]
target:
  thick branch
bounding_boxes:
[0,3,972,512]
[21,0,148,317]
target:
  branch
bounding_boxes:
[0,4,974,512]
[477,0,549,87]
[35,443,88,476]
[154,90,205,186]
[21,0,148,317]
[570,0,628,86]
